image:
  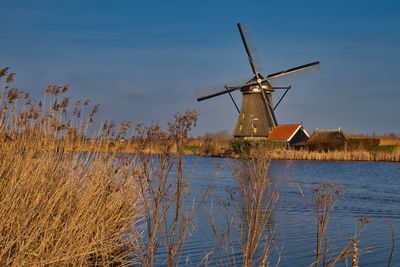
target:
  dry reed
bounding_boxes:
[234,156,279,267]
[131,110,198,267]
[299,183,371,267]
[264,148,400,162]
[205,153,279,267]
[0,68,142,265]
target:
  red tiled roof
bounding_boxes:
[267,124,306,141]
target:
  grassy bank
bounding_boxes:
[261,148,400,162]
[185,138,400,162]
[66,137,400,162]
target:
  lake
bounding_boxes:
[153,156,400,266]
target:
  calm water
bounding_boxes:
[154,156,400,266]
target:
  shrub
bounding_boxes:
[231,139,251,155]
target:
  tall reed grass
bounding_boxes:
[299,183,371,267]
[132,111,198,267]
[0,68,142,265]
[205,153,280,267]
[260,148,400,162]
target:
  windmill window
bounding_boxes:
[242,112,245,119]
[253,126,257,134]
[239,124,243,131]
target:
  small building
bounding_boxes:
[267,124,310,146]
[305,128,347,151]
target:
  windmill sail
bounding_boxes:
[237,23,263,74]
[267,61,320,87]
[232,61,321,89]
[196,77,251,101]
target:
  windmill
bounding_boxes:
[196,23,320,139]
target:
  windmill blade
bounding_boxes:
[196,77,251,101]
[237,23,263,76]
[196,86,237,102]
[266,61,320,87]
[267,61,320,80]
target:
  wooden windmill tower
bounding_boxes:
[196,23,320,139]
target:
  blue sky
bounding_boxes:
[1,0,400,136]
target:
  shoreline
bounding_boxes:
[68,140,400,162]
[195,152,400,163]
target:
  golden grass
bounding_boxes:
[0,69,142,265]
[0,140,141,265]
[378,136,400,146]
[72,139,400,162]
[265,148,400,162]
[0,67,201,266]
[68,131,400,162]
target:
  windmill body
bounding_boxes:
[196,23,320,139]
[233,86,275,138]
